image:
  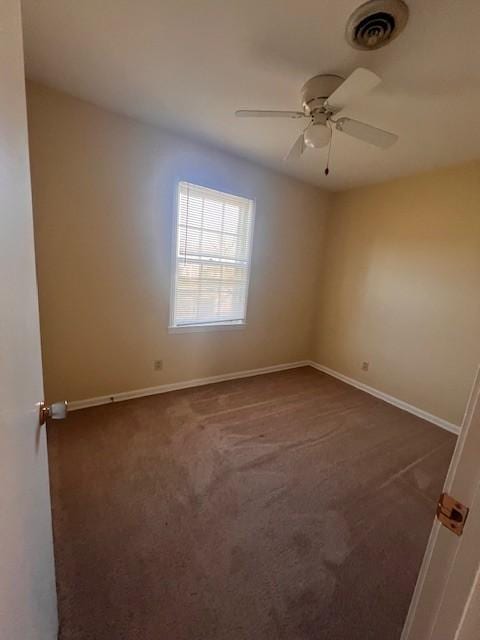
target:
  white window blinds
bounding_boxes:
[171,182,255,327]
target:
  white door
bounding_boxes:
[0,1,58,639]
[402,367,480,640]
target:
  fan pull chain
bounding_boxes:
[325,122,334,176]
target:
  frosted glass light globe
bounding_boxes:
[304,123,331,149]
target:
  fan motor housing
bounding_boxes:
[301,74,344,114]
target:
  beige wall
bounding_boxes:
[314,161,480,426]
[27,82,328,403]
[27,82,480,426]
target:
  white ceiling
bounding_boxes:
[21,0,480,191]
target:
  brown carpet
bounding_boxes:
[47,367,455,640]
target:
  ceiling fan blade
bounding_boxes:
[285,133,305,161]
[325,68,381,111]
[235,109,305,119]
[335,117,398,149]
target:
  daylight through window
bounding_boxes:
[170,182,255,328]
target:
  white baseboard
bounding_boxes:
[69,360,310,411]
[69,359,461,436]
[308,361,460,436]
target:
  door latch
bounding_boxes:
[436,492,469,536]
[39,401,68,426]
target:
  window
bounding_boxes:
[170,181,255,330]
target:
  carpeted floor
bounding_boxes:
[47,367,455,640]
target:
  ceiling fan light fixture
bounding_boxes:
[304,123,331,149]
[234,66,398,165]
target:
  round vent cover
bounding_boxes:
[346,0,409,50]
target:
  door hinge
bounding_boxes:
[436,492,469,536]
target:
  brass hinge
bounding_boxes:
[436,493,469,536]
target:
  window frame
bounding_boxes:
[168,181,256,333]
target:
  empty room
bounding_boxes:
[2,1,480,639]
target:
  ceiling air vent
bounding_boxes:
[346,0,409,50]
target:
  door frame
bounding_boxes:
[401,366,480,640]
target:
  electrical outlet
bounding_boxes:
[153,359,163,371]
[361,361,369,372]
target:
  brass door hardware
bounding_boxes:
[39,401,68,426]
[436,493,469,536]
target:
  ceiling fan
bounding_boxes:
[235,68,398,165]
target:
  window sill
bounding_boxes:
[168,322,246,334]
